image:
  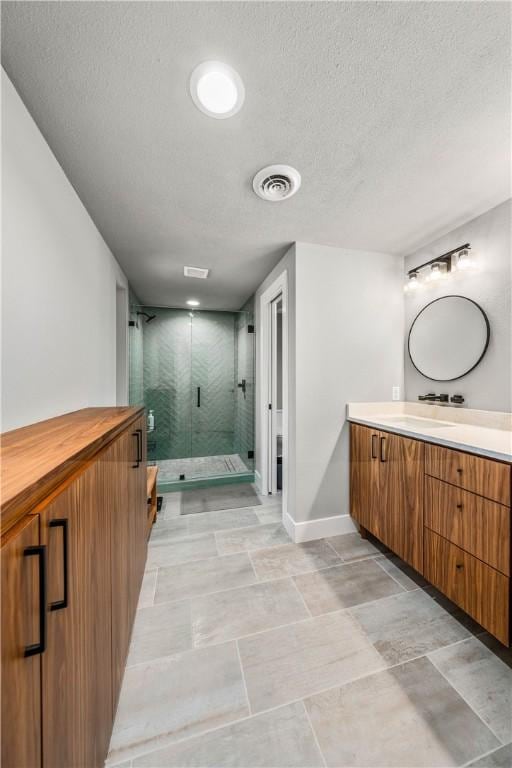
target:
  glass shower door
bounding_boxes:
[191,311,237,471]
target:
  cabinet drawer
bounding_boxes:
[425,443,510,506]
[425,476,510,575]
[424,529,509,645]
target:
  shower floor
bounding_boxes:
[154,454,251,483]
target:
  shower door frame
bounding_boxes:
[259,270,288,522]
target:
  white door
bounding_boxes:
[268,295,283,494]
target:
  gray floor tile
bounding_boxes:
[187,508,260,535]
[239,610,386,713]
[466,743,512,768]
[305,656,499,767]
[160,493,182,519]
[105,761,131,768]
[155,553,257,604]
[422,585,486,635]
[108,642,249,764]
[191,579,309,646]
[429,636,512,743]
[351,590,471,666]
[127,601,192,666]
[249,540,341,580]
[374,553,428,590]
[137,570,157,608]
[294,559,404,616]
[255,507,282,525]
[325,532,380,562]
[150,517,190,544]
[132,702,324,767]
[216,523,291,555]
[146,533,218,570]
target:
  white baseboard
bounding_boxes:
[283,512,357,543]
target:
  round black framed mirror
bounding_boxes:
[408,295,490,382]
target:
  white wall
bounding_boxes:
[1,70,128,431]
[404,200,511,411]
[255,242,404,536]
[294,243,404,524]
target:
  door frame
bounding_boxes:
[259,271,288,520]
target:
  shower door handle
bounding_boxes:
[197,387,201,407]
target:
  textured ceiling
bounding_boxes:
[2,1,510,310]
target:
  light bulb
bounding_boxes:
[456,249,474,270]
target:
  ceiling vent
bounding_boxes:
[184,266,209,279]
[252,165,301,202]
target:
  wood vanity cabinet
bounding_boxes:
[350,423,424,572]
[350,421,512,646]
[1,407,148,768]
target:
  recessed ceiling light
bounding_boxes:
[187,299,200,306]
[190,61,244,119]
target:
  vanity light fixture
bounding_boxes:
[190,61,245,119]
[186,299,200,307]
[404,242,471,292]
[455,248,475,271]
[406,271,420,291]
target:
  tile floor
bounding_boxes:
[107,485,512,768]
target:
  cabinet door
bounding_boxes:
[350,423,380,535]
[42,464,112,768]
[379,431,424,572]
[1,515,43,768]
[130,415,148,597]
[110,430,134,711]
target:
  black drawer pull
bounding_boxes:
[456,563,464,571]
[49,519,69,611]
[197,387,201,408]
[132,431,140,468]
[456,503,463,510]
[456,468,463,474]
[380,437,387,463]
[24,545,47,657]
[136,428,143,464]
[371,434,378,460]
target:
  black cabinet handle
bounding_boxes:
[24,545,47,657]
[371,434,378,460]
[49,519,68,611]
[197,387,201,408]
[136,428,143,464]
[132,431,140,468]
[380,437,387,463]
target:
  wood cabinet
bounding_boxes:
[350,423,423,572]
[350,421,512,646]
[1,407,148,768]
[425,529,509,645]
[1,515,43,768]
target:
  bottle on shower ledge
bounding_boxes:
[147,409,155,432]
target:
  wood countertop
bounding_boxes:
[1,406,144,535]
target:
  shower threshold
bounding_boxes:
[152,454,254,492]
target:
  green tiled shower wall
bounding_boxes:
[128,304,254,468]
[128,288,144,406]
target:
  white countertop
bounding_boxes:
[347,402,512,463]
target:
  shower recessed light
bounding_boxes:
[190,61,244,119]
[187,299,200,306]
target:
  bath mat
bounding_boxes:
[181,483,261,515]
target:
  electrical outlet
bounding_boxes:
[392,386,400,401]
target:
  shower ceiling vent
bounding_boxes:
[184,266,209,279]
[252,165,301,202]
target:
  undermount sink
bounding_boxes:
[379,415,455,429]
